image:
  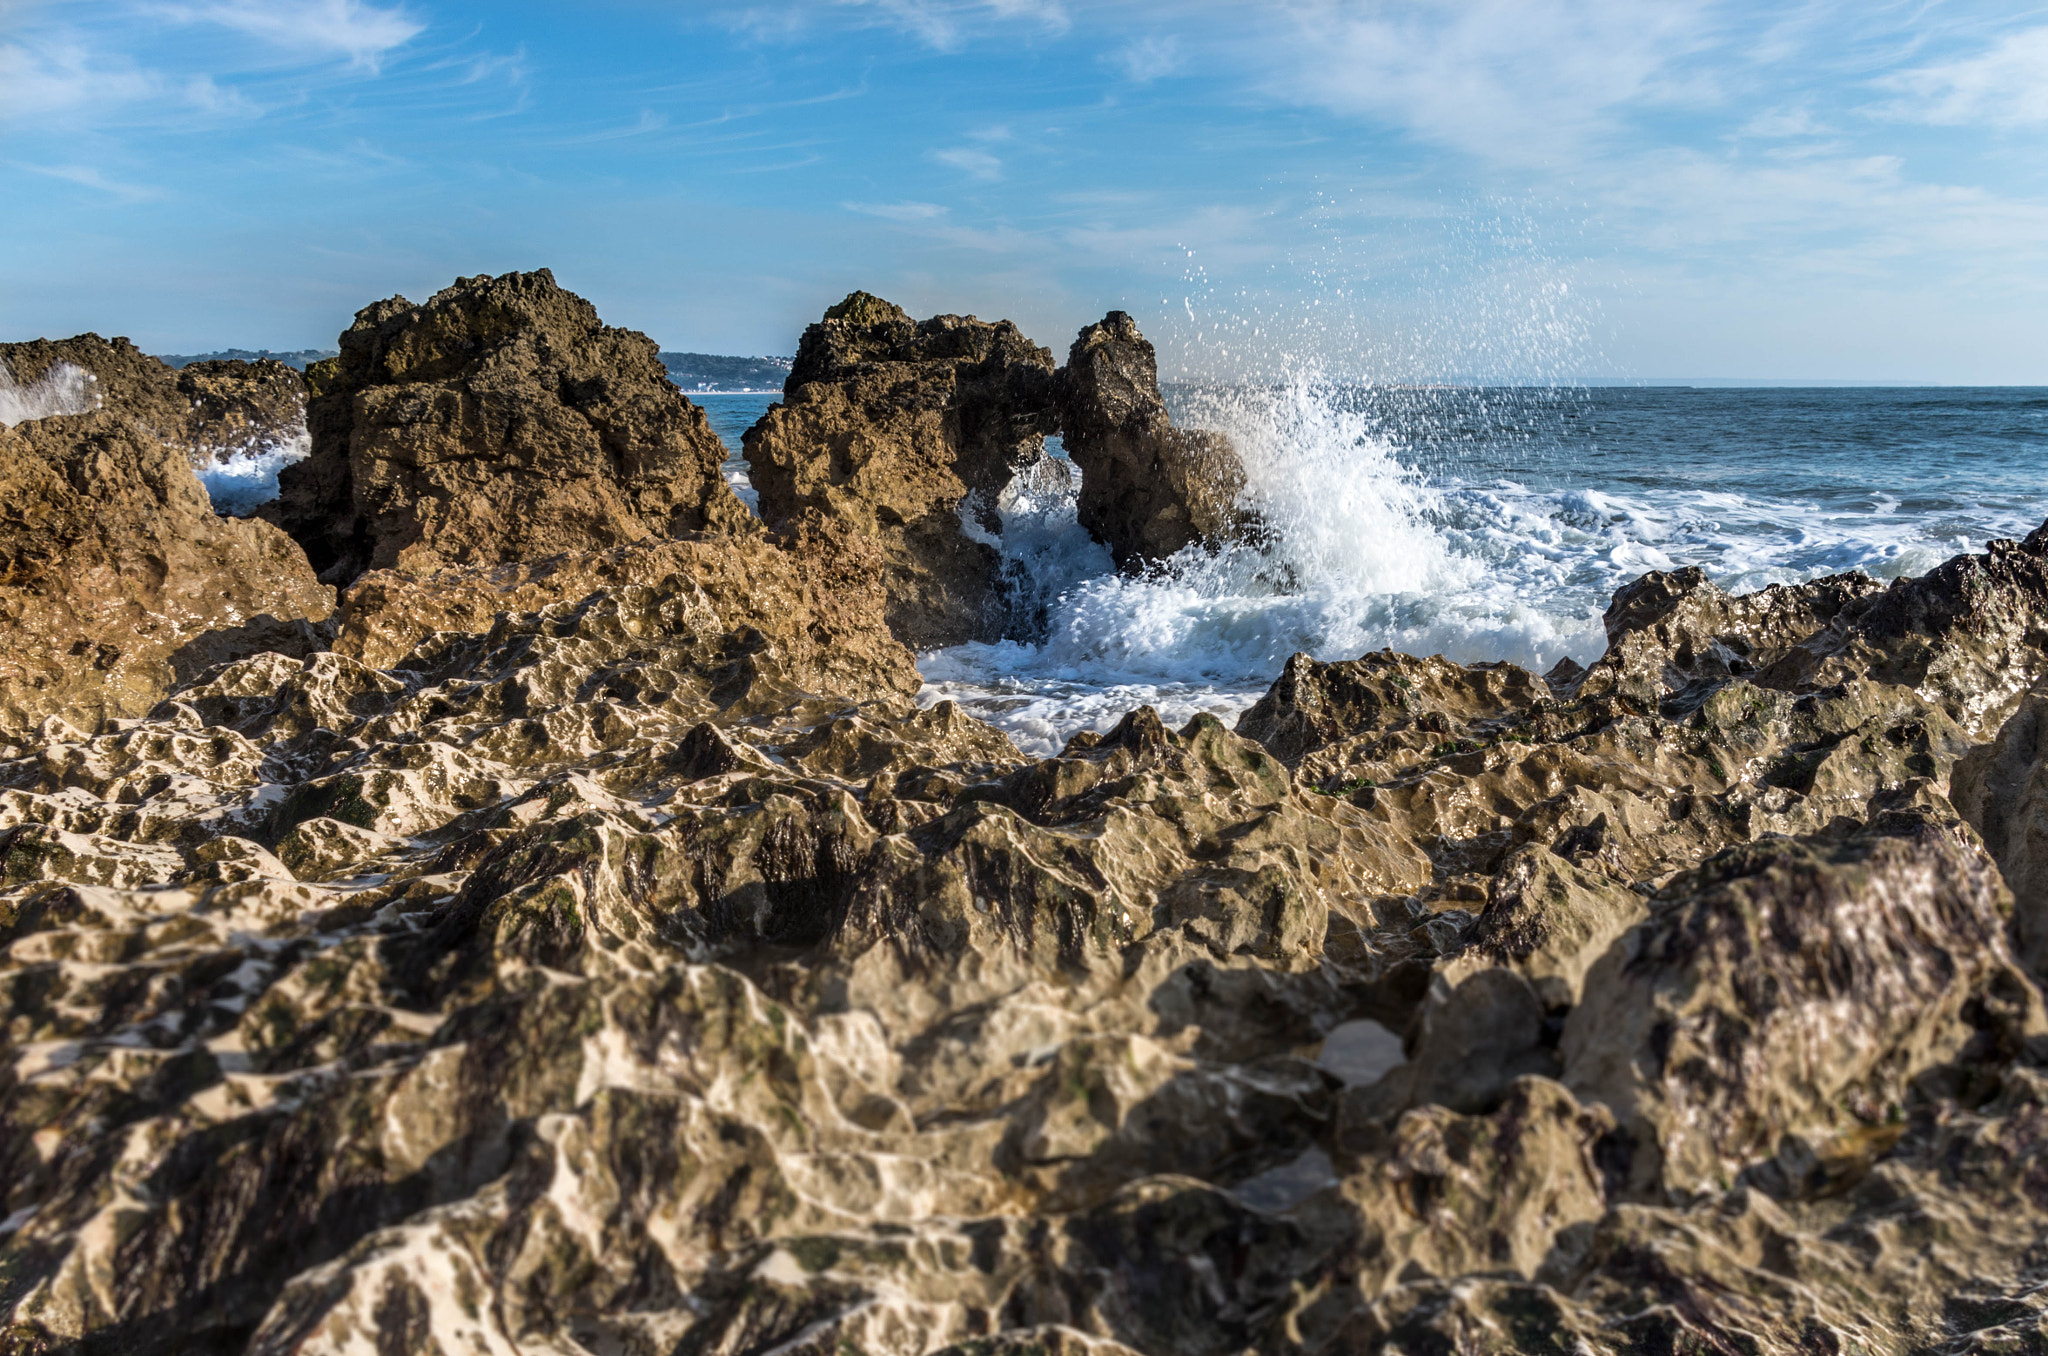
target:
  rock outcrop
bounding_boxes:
[742,291,1060,647]
[271,269,752,586]
[4,341,2048,1356]
[1955,686,2048,974]
[176,357,309,469]
[1057,311,1247,568]
[0,335,333,736]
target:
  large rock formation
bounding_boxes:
[4,342,2048,1356]
[1057,311,1247,569]
[742,292,1060,647]
[271,269,752,586]
[0,335,333,737]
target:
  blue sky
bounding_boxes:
[4,0,2046,381]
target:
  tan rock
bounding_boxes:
[1563,807,2036,1198]
[742,291,1060,646]
[1954,686,2048,974]
[271,268,752,585]
[0,335,334,736]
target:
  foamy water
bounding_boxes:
[195,433,312,516]
[908,383,2048,756]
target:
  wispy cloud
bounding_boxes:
[156,0,424,70]
[714,0,1069,52]
[10,161,165,202]
[934,145,1003,179]
[0,42,160,117]
[1116,34,1180,83]
[845,200,950,220]
[1882,26,2048,127]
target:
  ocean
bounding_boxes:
[697,386,2048,756]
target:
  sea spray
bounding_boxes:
[0,357,97,427]
[192,430,312,516]
[920,379,1605,755]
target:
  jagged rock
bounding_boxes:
[1057,311,1246,568]
[0,335,334,736]
[1237,648,1543,768]
[1955,686,2048,975]
[4,500,2048,1355]
[175,357,308,467]
[742,291,1060,647]
[1564,807,2039,1199]
[1574,565,1884,707]
[334,524,920,703]
[270,268,751,586]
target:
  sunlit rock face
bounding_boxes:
[270,268,753,588]
[742,290,1061,649]
[0,334,334,737]
[3,418,2048,1355]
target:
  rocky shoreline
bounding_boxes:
[0,270,2044,1355]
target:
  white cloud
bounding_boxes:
[0,42,159,116]
[715,0,1069,52]
[1116,33,1180,82]
[1253,0,1714,161]
[934,146,1003,179]
[166,0,424,69]
[1884,26,2048,127]
[10,161,165,202]
[845,200,951,219]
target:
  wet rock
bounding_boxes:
[0,335,334,736]
[271,268,751,586]
[741,291,1060,647]
[1574,565,1884,708]
[175,357,308,470]
[1056,311,1247,568]
[1954,686,2048,975]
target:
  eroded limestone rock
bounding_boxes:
[0,514,2045,1355]
[1955,686,2048,975]
[1057,311,1247,569]
[0,335,334,737]
[271,268,751,585]
[741,291,1060,647]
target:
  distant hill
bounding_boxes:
[659,353,792,392]
[156,349,337,371]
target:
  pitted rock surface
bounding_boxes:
[1056,311,1247,569]
[2,514,2048,1353]
[0,335,334,737]
[177,358,309,472]
[741,291,1060,647]
[271,269,751,586]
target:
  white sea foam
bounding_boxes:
[195,432,312,516]
[919,381,2027,757]
[0,357,98,427]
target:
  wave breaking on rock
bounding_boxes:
[1,273,2047,1355]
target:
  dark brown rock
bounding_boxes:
[742,291,1060,647]
[0,334,333,736]
[1057,311,1246,568]
[175,357,307,468]
[271,269,752,586]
